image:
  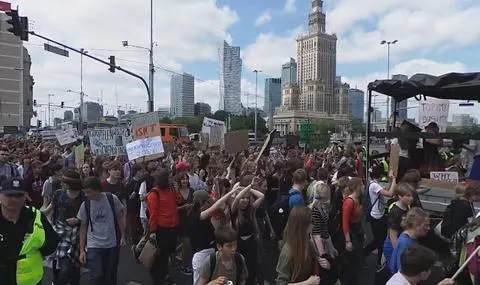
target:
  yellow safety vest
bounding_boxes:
[17,207,45,285]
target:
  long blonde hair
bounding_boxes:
[283,206,313,281]
[310,182,331,211]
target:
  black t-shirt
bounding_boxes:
[122,178,142,213]
[0,207,59,285]
[188,210,215,253]
[101,180,125,199]
[388,204,408,231]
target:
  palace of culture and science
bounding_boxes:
[273,0,350,135]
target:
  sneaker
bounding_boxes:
[131,245,140,263]
[180,265,193,275]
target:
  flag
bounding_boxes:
[0,1,11,11]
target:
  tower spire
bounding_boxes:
[309,0,326,34]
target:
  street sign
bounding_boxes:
[44,43,69,57]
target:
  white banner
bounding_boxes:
[40,130,57,140]
[209,126,225,148]
[126,136,164,161]
[419,98,450,132]
[430,171,459,184]
[56,129,80,146]
[87,128,131,156]
[202,117,225,134]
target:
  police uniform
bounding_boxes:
[0,178,59,285]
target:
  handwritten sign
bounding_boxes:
[209,126,225,148]
[74,143,85,169]
[131,112,162,139]
[40,130,57,140]
[87,127,131,156]
[419,98,449,132]
[202,117,225,134]
[56,129,80,146]
[126,136,164,161]
[224,130,249,154]
[430,171,459,184]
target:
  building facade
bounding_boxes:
[0,13,34,129]
[157,107,170,118]
[281,58,297,87]
[64,110,73,121]
[296,0,337,114]
[81,101,103,123]
[391,74,408,121]
[334,76,350,115]
[219,40,242,115]
[194,102,211,117]
[170,73,195,117]
[452,114,477,127]
[348,88,365,122]
[264,78,282,114]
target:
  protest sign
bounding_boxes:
[430,171,459,184]
[224,130,249,154]
[126,136,164,161]
[209,126,225,148]
[40,130,57,140]
[202,117,225,134]
[56,129,79,146]
[74,143,85,169]
[131,112,162,139]
[87,128,131,156]
[419,98,449,132]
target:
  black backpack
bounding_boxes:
[268,191,300,237]
[208,252,243,285]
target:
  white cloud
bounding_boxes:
[9,0,238,121]
[326,0,480,63]
[283,0,297,13]
[242,26,303,76]
[254,11,272,26]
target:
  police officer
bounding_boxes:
[0,177,59,285]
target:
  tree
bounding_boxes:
[310,119,339,149]
[350,119,365,135]
[171,116,203,133]
[212,110,228,122]
[160,117,172,124]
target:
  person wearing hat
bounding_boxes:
[0,177,59,285]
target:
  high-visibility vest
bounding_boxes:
[17,207,45,285]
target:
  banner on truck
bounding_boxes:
[202,117,225,134]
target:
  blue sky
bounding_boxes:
[8,0,480,122]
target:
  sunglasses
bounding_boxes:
[4,192,25,198]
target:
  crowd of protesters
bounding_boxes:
[3,133,480,285]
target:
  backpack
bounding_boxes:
[208,252,243,285]
[85,192,120,243]
[363,182,381,218]
[268,191,301,236]
[52,189,85,222]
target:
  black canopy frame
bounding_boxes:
[365,72,480,178]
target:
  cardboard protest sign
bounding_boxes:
[255,130,276,164]
[209,126,225,148]
[430,171,459,184]
[419,98,449,132]
[126,136,164,161]
[224,130,249,154]
[56,129,80,146]
[87,128,131,156]
[389,143,400,178]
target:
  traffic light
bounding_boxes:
[108,56,116,73]
[5,9,20,36]
[61,101,64,108]
[37,120,42,128]
[20,16,29,41]
[33,99,37,106]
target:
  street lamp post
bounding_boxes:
[122,0,155,113]
[79,48,87,132]
[253,70,262,142]
[47,93,54,127]
[380,39,398,131]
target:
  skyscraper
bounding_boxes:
[348,88,365,122]
[264,78,282,114]
[219,41,242,114]
[194,102,212,117]
[297,0,337,114]
[391,74,408,122]
[170,73,195,117]
[281,58,297,87]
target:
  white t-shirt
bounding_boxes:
[139,181,147,219]
[386,272,411,285]
[369,181,385,219]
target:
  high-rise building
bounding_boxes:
[452,114,477,127]
[334,76,350,115]
[296,0,337,114]
[81,102,103,123]
[281,58,297,87]
[219,41,242,114]
[264,78,282,114]
[194,102,211,117]
[157,107,170,118]
[391,74,408,122]
[0,13,34,129]
[64,110,73,121]
[348,88,365,122]
[170,73,195,117]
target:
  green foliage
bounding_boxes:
[446,125,480,135]
[350,119,365,134]
[170,116,203,133]
[309,119,338,149]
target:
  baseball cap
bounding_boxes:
[0,178,26,194]
[175,162,190,171]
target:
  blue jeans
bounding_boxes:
[86,247,120,285]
